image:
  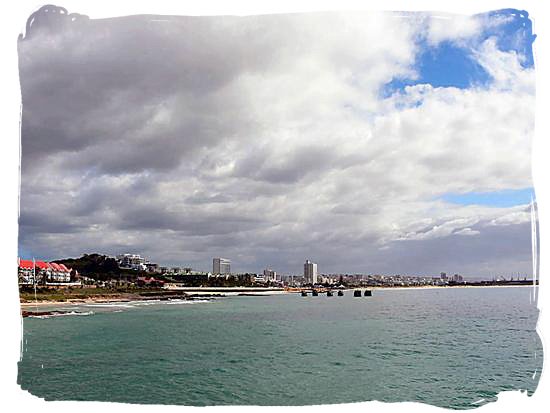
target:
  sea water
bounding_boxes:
[18,287,542,409]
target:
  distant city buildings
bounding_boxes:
[304,260,318,284]
[17,251,532,288]
[213,257,231,275]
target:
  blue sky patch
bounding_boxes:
[383,41,491,97]
[382,9,535,98]
[485,9,536,68]
[440,188,534,208]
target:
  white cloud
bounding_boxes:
[474,37,535,92]
[425,13,482,46]
[454,227,481,236]
[487,207,532,226]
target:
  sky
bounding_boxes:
[17,6,537,278]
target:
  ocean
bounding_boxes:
[18,286,542,409]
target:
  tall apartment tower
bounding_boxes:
[213,257,231,275]
[263,268,277,281]
[304,260,318,284]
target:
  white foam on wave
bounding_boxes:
[84,303,135,308]
[164,299,211,305]
[28,311,95,319]
[131,300,161,306]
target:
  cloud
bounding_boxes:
[18,8,536,277]
[425,13,482,46]
[454,228,481,236]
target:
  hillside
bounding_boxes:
[53,253,122,280]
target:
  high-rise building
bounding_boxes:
[304,260,318,284]
[213,257,231,275]
[263,268,277,281]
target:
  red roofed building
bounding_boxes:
[136,276,165,287]
[18,258,72,284]
[18,258,36,284]
[34,261,48,270]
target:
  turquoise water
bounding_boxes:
[18,287,542,409]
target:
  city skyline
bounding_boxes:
[18,9,536,277]
[17,249,530,281]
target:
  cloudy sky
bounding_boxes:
[18,6,536,278]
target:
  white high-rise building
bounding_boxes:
[304,260,318,284]
[213,257,231,275]
[263,268,277,281]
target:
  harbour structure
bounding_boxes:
[304,260,318,285]
[213,257,231,275]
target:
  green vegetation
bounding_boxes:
[18,286,158,302]
[53,253,129,281]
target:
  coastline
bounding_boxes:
[19,287,292,309]
[19,283,536,309]
[372,284,537,291]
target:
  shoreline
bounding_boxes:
[19,283,536,308]
[371,284,537,291]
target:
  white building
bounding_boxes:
[263,268,277,281]
[304,260,318,284]
[213,257,231,275]
[253,274,266,283]
[116,253,146,271]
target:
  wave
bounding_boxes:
[28,311,95,319]
[164,299,211,305]
[84,303,135,308]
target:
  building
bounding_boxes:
[18,258,72,284]
[304,260,318,284]
[213,257,231,275]
[452,273,464,283]
[18,259,36,285]
[253,274,266,283]
[145,262,160,273]
[263,268,277,281]
[116,253,146,271]
[136,276,165,287]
